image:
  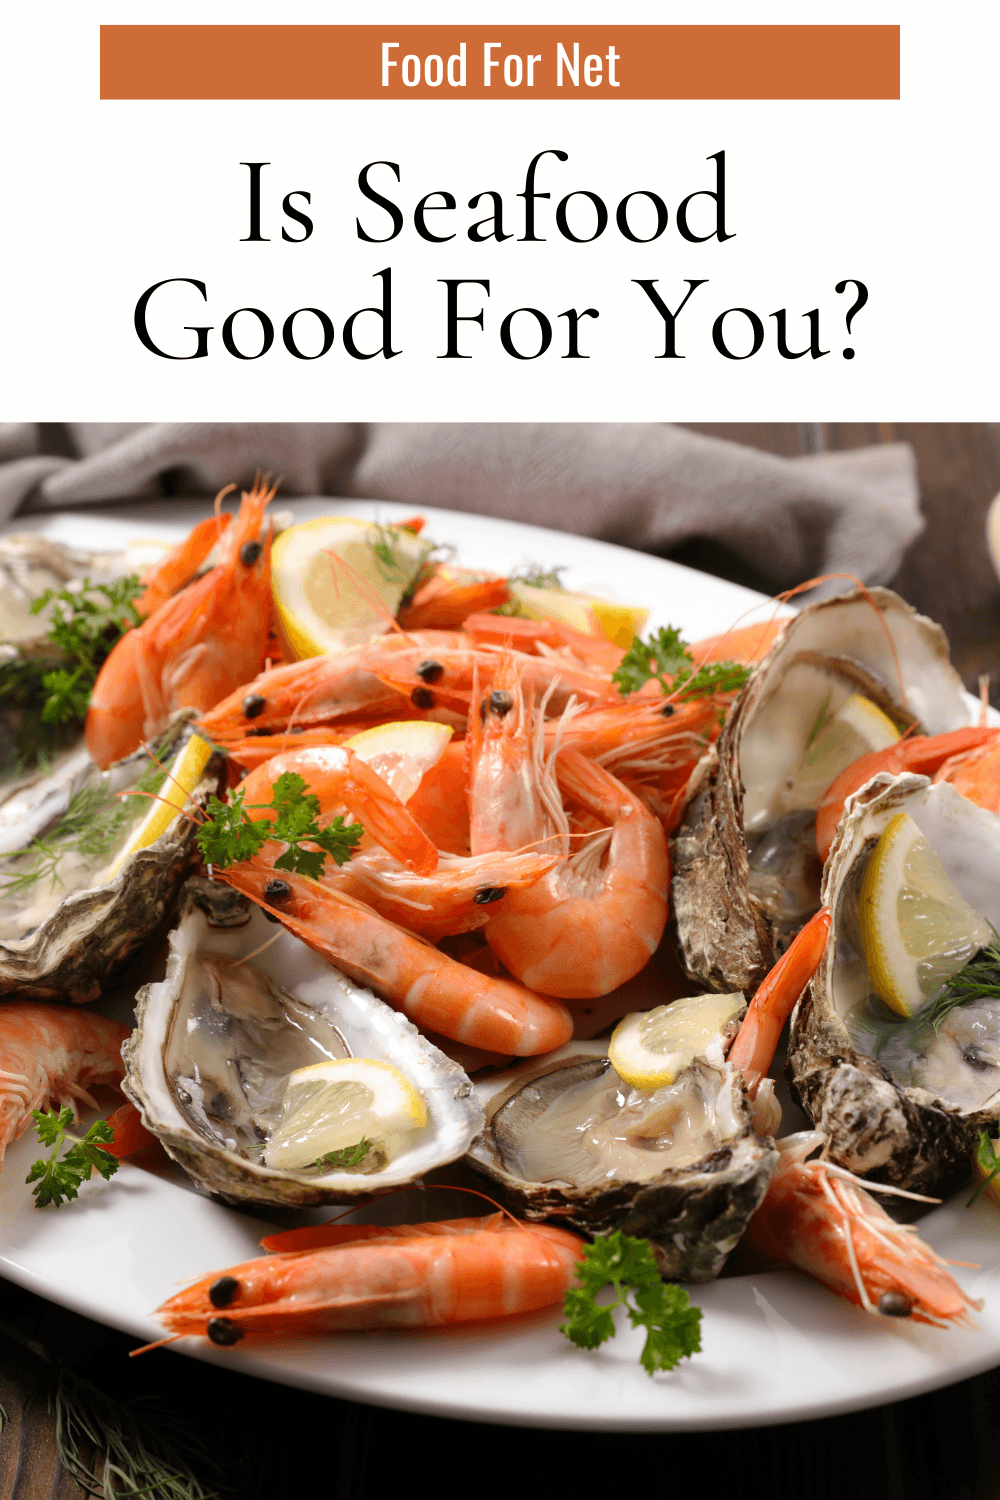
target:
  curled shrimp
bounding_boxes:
[218,859,574,1056]
[150,1213,583,1345]
[933,739,1000,815]
[367,644,616,720]
[745,1132,980,1328]
[815,726,1000,860]
[0,1002,129,1167]
[86,479,275,768]
[134,512,230,620]
[397,565,511,630]
[461,612,626,675]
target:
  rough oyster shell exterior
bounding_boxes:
[788,773,1000,1194]
[0,733,224,1003]
[123,879,484,1207]
[671,588,970,995]
[466,1042,777,1282]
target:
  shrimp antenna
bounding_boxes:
[324,546,415,642]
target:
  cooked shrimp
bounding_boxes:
[235,745,438,875]
[397,565,511,630]
[815,726,1000,859]
[462,612,626,675]
[224,725,355,773]
[367,644,615,720]
[134,513,230,620]
[196,632,468,744]
[150,1213,583,1345]
[323,846,560,941]
[483,748,669,998]
[728,907,832,1097]
[404,740,470,855]
[218,859,574,1056]
[86,479,275,767]
[745,1132,980,1328]
[0,1002,128,1167]
[933,740,1000,815]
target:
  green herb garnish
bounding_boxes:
[560,1230,702,1376]
[197,771,363,879]
[316,1138,371,1170]
[1,756,166,899]
[613,626,750,703]
[0,575,143,773]
[969,1121,1000,1206]
[928,932,1000,1033]
[26,1106,118,1208]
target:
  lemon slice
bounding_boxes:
[271,517,431,660]
[973,1134,1000,1210]
[107,733,213,877]
[345,720,453,804]
[786,693,900,810]
[508,580,648,650]
[608,992,745,1090]
[859,811,991,1018]
[263,1058,427,1171]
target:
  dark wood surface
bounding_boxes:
[3,423,1000,1499]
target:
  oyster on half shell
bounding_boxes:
[672,588,971,996]
[0,724,223,1002]
[466,1010,777,1282]
[123,879,483,1206]
[788,773,1000,1194]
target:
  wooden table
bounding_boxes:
[3,423,1000,1499]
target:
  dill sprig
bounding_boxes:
[316,1137,371,1170]
[0,757,166,899]
[928,931,1000,1032]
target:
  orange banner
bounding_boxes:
[100,26,899,101]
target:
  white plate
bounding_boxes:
[3,499,999,1432]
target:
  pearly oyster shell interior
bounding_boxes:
[672,588,972,996]
[465,1015,777,1283]
[789,773,1000,1194]
[123,879,483,1207]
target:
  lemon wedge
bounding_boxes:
[107,732,213,877]
[271,517,430,660]
[973,1134,1000,1210]
[345,720,453,804]
[859,811,991,1018]
[508,580,648,649]
[608,993,745,1090]
[786,693,900,810]
[263,1058,427,1171]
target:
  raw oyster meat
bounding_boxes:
[789,773,1000,1194]
[466,1009,777,1282]
[672,588,971,995]
[0,724,223,1002]
[123,878,483,1206]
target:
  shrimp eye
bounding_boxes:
[877,1291,913,1318]
[209,1276,240,1308]
[473,886,507,904]
[242,693,266,719]
[416,659,444,684]
[289,725,306,734]
[411,687,435,709]
[489,690,514,717]
[661,703,676,718]
[265,879,292,900]
[207,1317,244,1346]
[246,726,275,738]
[240,540,263,567]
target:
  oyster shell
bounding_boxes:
[788,773,1000,1194]
[0,725,223,1002]
[0,531,172,651]
[123,878,483,1206]
[466,1017,777,1282]
[672,588,971,995]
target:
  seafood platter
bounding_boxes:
[3,489,1000,1431]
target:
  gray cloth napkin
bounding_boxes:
[0,423,922,590]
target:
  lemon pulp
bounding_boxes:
[271,517,430,659]
[859,811,991,1018]
[608,992,745,1090]
[508,580,648,649]
[345,720,453,805]
[263,1057,427,1171]
[108,733,213,877]
[786,693,900,811]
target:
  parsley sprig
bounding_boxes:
[560,1230,703,1376]
[197,771,363,879]
[26,1106,119,1208]
[613,625,750,703]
